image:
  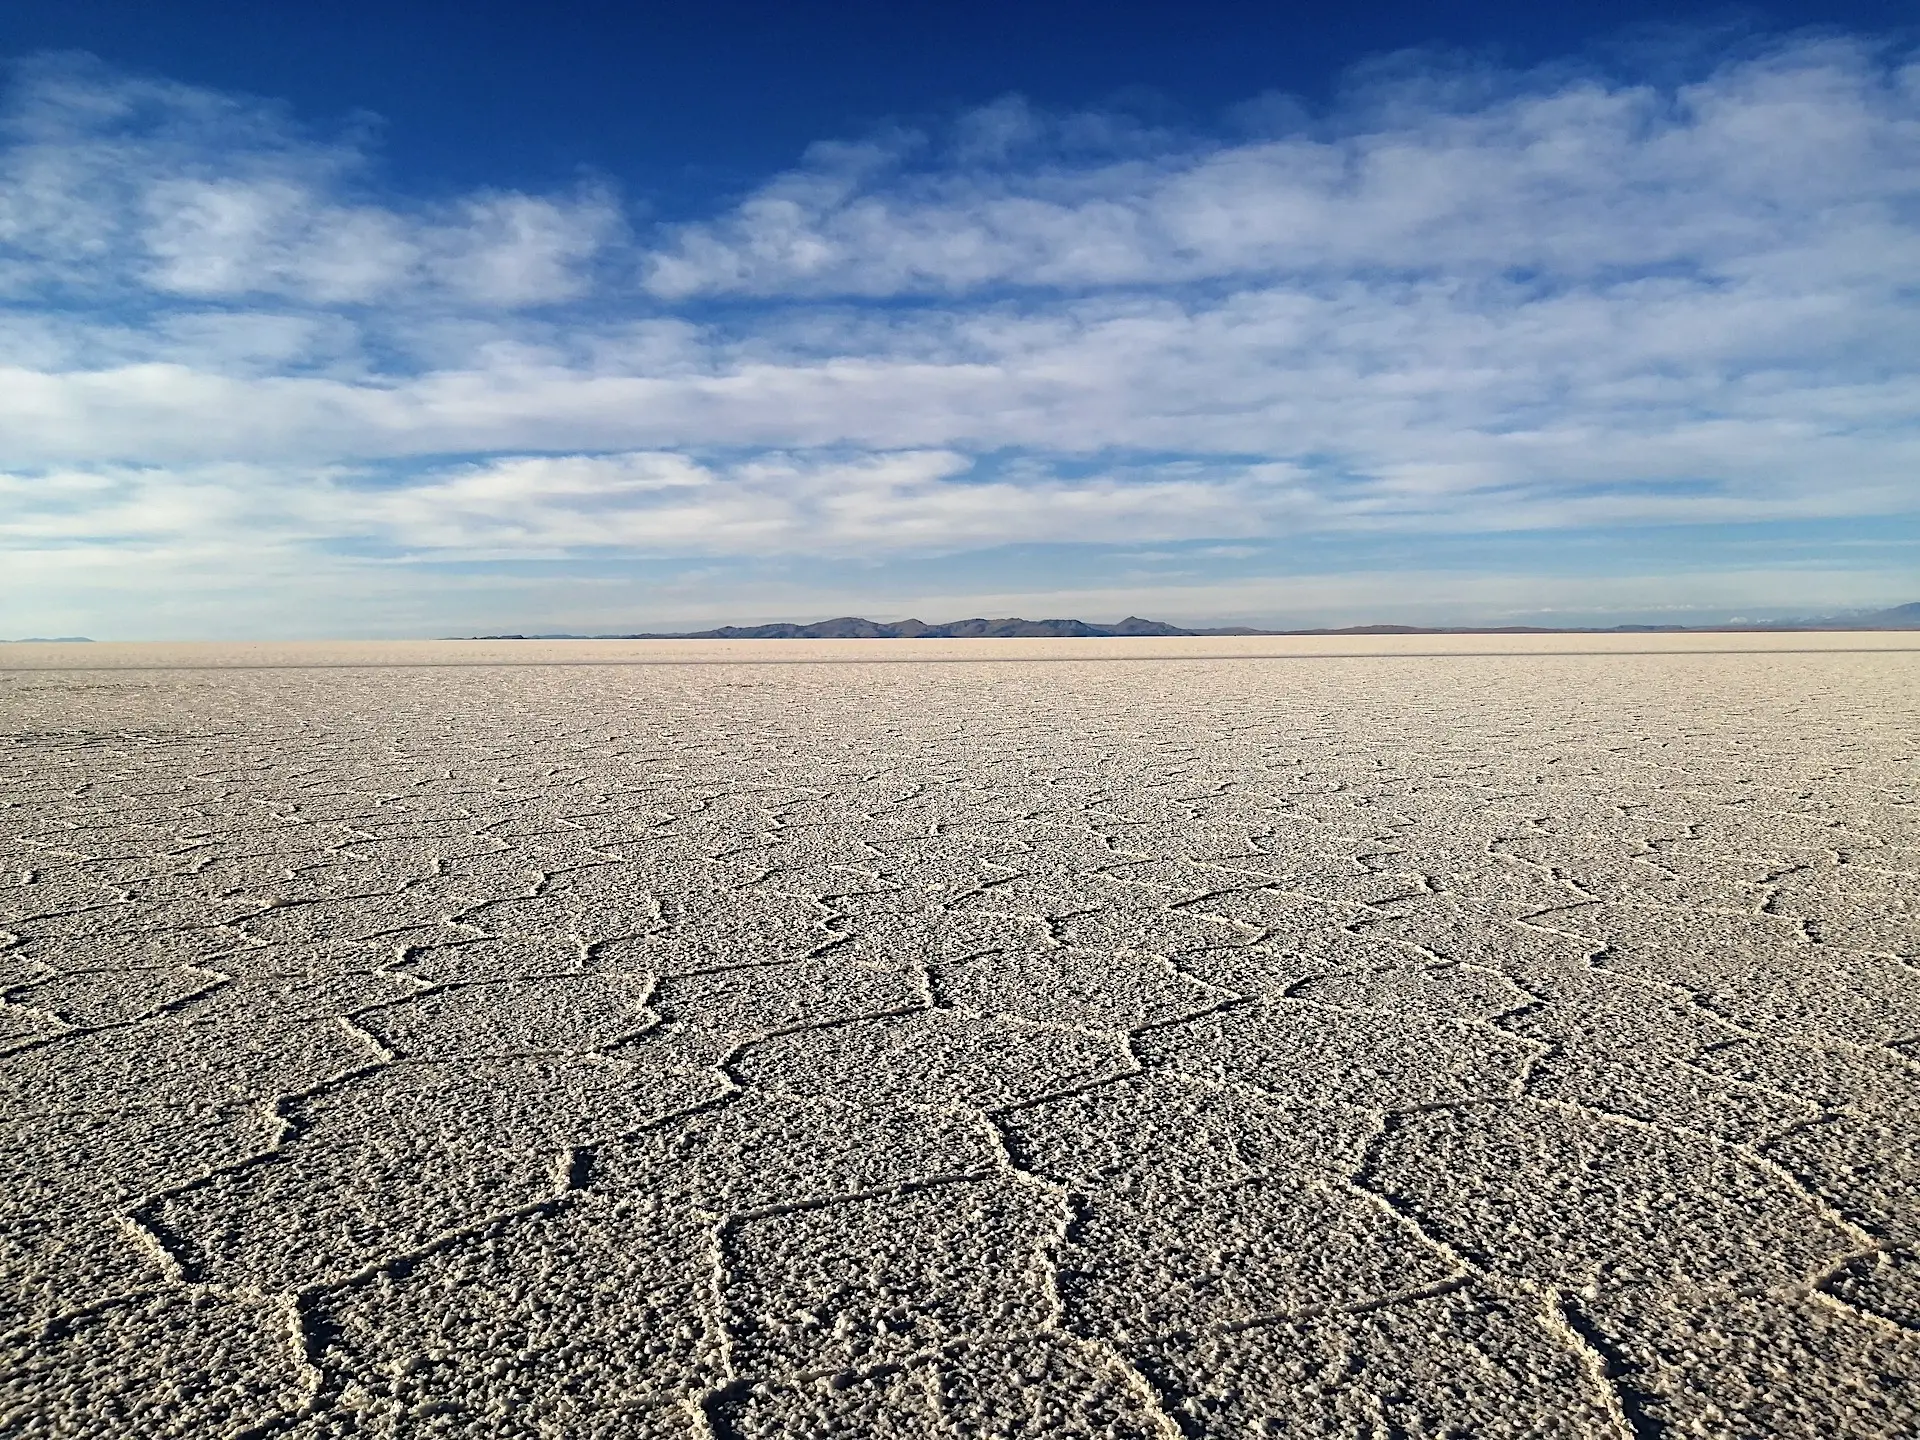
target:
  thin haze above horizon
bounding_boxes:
[1,0,1917,638]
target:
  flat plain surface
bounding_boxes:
[3,631,1918,669]
[2,636,1918,1437]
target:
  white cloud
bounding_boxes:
[430,191,619,305]
[0,451,1290,559]
[641,39,1920,299]
[2,39,1918,635]
[7,433,1910,575]
[0,54,618,308]
[141,177,418,303]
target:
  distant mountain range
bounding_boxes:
[471,601,1920,640]
[1782,601,1920,630]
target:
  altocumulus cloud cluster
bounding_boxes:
[2,39,1918,634]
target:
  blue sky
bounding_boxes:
[2,3,1917,636]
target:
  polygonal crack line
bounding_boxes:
[711,1322,1177,1420]
[1540,1286,1674,1440]
[93,1192,202,1290]
[921,984,1195,1048]
[1670,1056,1850,1143]
[708,1002,940,1090]
[1437,965,1552,1033]
[1750,1115,1915,1254]
[1562,940,1876,1069]
[125,1102,346,1279]
[1512,903,1610,942]
[344,966,645,1020]
[690,1327,1156,1440]
[1207,992,1550,1079]
[0,1000,263,1060]
[1013,1082,1478,1335]
[0,995,70,1046]
[3,1280,232,1354]
[1499,1024,1565,1098]
[1803,1243,1920,1338]
[1124,993,1259,1055]
[225,1057,395,1151]
[1677,958,1920,1085]
[1521,1093,1887,1275]
[316,1011,395,1063]
[234,885,414,920]
[212,1291,334,1440]
[977,1114,1079,1339]
[1346,1104,1501,1283]
[717,1168,1008,1243]
[237,1190,590,1435]
[0,902,137,934]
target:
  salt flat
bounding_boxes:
[2,636,1917,1438]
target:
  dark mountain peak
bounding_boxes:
[470,602,1920,641]
[667,615,1205,639]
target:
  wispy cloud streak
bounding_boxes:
[643,49,1920,300]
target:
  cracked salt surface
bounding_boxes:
[2,634,1918,1437]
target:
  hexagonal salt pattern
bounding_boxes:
[3,639,1918,1437]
